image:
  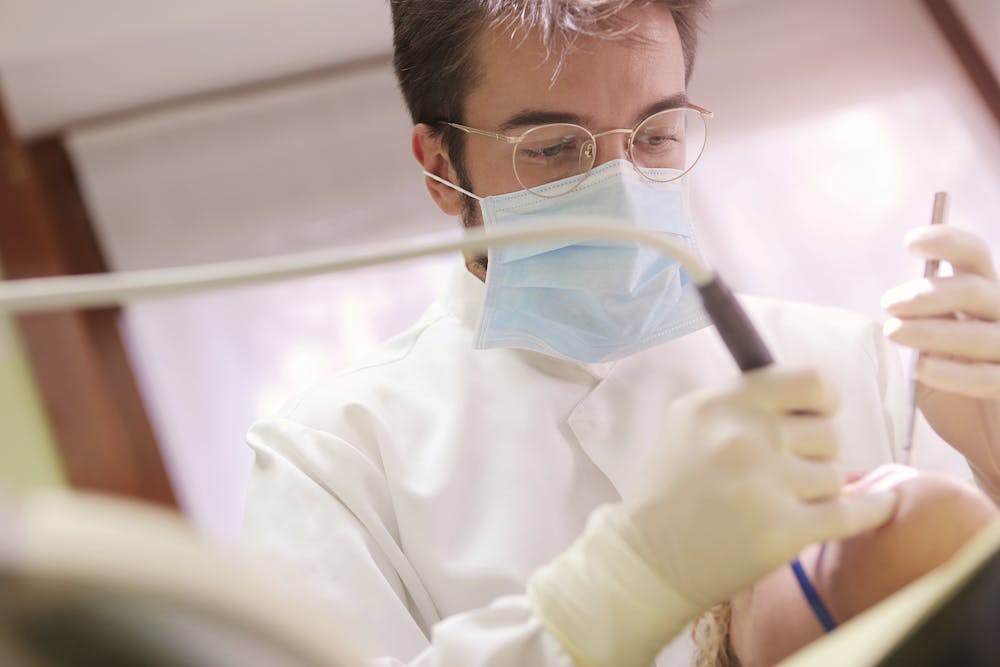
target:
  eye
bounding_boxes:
[636,128,683,150]
[519,135,581,161]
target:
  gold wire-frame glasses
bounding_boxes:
[444,103,712,198]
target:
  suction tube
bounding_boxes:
[0,217,773,372]
[0,221,708,314]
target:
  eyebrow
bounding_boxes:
[497,92,690,134]
[633,92,690,125]
[498,110,586,133]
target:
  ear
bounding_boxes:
[413,124,467,217]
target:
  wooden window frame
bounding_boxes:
[0,93,175,507]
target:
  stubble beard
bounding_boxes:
[459,173,488,281]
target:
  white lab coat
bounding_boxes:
[243,260,907,666]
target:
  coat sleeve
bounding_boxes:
[243,418,576,667]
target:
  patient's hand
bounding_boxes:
[726,464,998,667]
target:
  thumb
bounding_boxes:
[801,491,898,544]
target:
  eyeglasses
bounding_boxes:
[444,104,712,198]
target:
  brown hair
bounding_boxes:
[390,0,711,195]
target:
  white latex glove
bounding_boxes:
[882,225,1000,498]
[529,366,898,667]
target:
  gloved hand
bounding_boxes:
[529,366,898,667]
[882,225,1000,498]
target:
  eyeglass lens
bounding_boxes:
[513,108,707,197]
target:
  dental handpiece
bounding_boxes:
[0,218,772,371]
[0,218,772,373]
[697,278,774,370]
[698,272,836,629]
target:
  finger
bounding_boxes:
[882,275,1000,322]
[780,415,840,460]
[781,457,842,501]
[884,318,1000,361]
[905,226,997,279]
[844,471,867,484]
[742,366,840,416]
[796,491,898,544]
[916,356,1000,399]
[843,464,918,494]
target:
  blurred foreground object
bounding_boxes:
[0,492,360,666]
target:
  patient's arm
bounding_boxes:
[727,464,998,667]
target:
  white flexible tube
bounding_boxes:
[0,220,713,314]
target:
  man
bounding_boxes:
[244,2,1000,665]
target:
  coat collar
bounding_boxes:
[442,257,737,496]
[443,272,898,500]
[566,327,735,497]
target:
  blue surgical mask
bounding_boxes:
[424,159,711,363]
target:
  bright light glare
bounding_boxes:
[787,106,906,241]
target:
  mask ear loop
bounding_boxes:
[423,171,483,201]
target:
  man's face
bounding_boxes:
[460,3,688,217]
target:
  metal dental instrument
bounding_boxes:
[901,192,949,466]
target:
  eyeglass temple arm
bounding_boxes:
[445,123,519,144]
[689,103,714,119]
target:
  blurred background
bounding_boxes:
[0,0,998,545]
